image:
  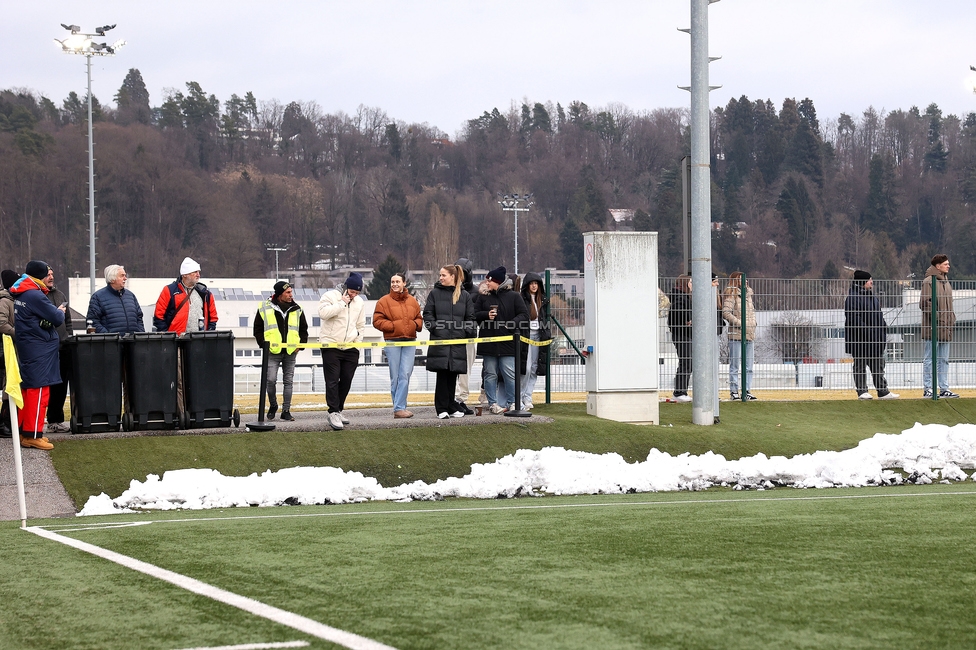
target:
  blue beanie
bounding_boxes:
[345,272,364,292]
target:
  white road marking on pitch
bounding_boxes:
[25,526,397,650]
[41,488,976,533]
[175,641,308,650]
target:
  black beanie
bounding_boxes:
[273,280,291,298]
[26,260,50,280]
[853,270,871,283]
[1,270,18,290]
[486,266,507,283]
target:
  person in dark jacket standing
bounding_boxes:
[43,265,74,433]
[844,270,898,400]
[667,275,693,403]
[518,271,551,410]
[423,264,475,419]
[919,254,957,398]
[87,265,145,334]
[373,272,422,419]
[10,261,65,450]
[254,280,308,422]
[475,266,529,414]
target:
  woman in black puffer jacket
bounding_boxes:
[423,264,475,418]
[667,275,693,402]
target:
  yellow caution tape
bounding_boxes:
[520,336,554,347]
[279,334,554,351]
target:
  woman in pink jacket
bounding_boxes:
[372,273,423,418]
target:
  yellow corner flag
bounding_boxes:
[3,334,23,409]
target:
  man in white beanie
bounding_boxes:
[153,257,218,333]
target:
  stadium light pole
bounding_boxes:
[55,23,125,295]
[266,245,288,280]
[497,193,533,275]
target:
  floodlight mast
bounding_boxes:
[55,23,125,295]
[497,193,534,275]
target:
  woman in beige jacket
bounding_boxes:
[723,272,757,400]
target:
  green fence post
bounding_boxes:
[545,269,551,405]
[931,274,939,400]
[741,272,747,402]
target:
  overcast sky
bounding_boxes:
[6,1,976,138]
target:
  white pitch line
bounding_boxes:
[25,526,397,650]
[43,488,976,533]
[175,643,308,650]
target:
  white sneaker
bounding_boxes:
[450,410,464,418]
[437,412,450,419]
[338,411,350,425]
[328,412,344,430]
[522,401,533,410]
[489,404,506,414]
[858,392,874,400]
[674,394,692,403]
[879,392,900,400]
[45,422,70,434]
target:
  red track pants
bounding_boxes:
[18,386,49,438]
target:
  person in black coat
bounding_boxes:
[43,265,74,433]
[667,275,693,402]
[518,271,551,410]
[474,266,529,413]
[423,264,476,418]
[453,257,477,414]
[844,270,897,400]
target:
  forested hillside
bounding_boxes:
[2,69,975,281]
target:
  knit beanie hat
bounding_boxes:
[853,270,871,284]
[1,269,18,290]
[180,257,201,275]
[26,260,50,280]
[273,280,291,298]
[345,272,364,292]
[486,266,507,283]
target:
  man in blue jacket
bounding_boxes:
[87,265,145,334]
[10,261,66,450]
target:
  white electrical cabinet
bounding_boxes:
[583,231,660,424]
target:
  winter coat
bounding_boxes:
[253,298,309,348]
[518,272,551,376]
[844,283,888,359]
[474,280,529,357]
[456,258,474,293]
[723,286,757,341]
[667,287,693,342]
[153,280,218,333]
[0,289,14,338]
[318,287,365,344]
[372,290,423,340]
[9,275,64,388]
[46,284,73,344]
[422,282,475,373]
[920,265,955,342]
[88,284,145,334]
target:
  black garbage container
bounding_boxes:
[67,334,122,434]
[123,332,179,431]
[179,331,240,428]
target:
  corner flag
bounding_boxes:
[3,334,23,409]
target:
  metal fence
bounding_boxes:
[238,276,974,399]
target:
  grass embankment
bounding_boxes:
[51,400,976,508]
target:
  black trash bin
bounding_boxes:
[179,331,240,429]
[123,332,179,431]
[67,334,122,434]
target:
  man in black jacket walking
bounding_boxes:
[844,270,898,400]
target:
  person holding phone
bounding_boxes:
[318,272,366,430]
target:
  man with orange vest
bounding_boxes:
[253,281,308,422]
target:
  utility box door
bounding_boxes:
[584,232,660,392]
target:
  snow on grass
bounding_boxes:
[78,422,976,516]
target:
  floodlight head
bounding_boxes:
[112,39,126,51]
[95,24,116,35]
[61,23,80,33]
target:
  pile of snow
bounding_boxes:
[78,422,976,516]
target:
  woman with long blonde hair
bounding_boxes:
[723,271,757,400]
[422,264,476,418]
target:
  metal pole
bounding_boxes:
[246,341,276,431]
[741,272,747,401]
[505,331,530,417]
[86,54,96,295]
[545,269,551,404]
[514,207,519,275]
[931,274,938,400]
[689,0,716,425]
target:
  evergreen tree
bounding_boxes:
[923,103,948,173]
[776,176,817,255]
[559,217,583,270]
[115,68,151,125]
[863,153,897,233]
[366,254,408,299]
[384,123,402,162]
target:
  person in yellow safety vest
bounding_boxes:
[253,281,308,421]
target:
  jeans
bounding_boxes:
[482,355,516,407]
[385,344,416,412]
[266,350,298,410]
[728,339,754,394]
[521,329,540,404]
[922,341,950,391]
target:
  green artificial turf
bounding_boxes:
[12,486,976,649]
[51,400,976,509]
